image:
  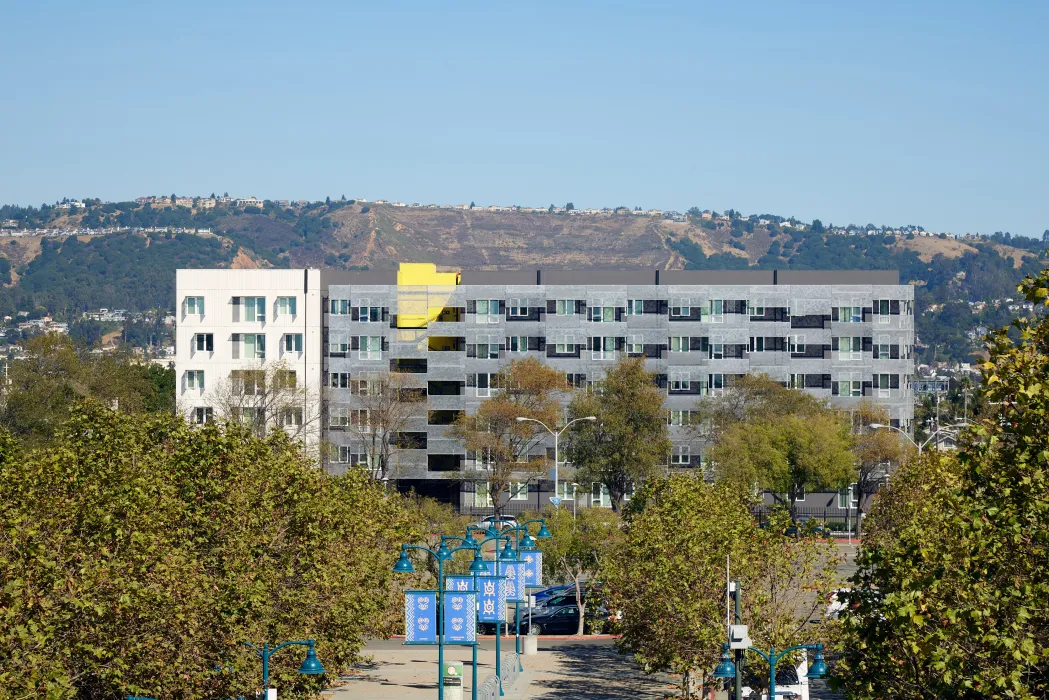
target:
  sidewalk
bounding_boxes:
[324,638,675,699]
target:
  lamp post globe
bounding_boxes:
[392,548,414,573]
[712,644,737,679]
[297,644,326,675]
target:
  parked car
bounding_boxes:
[532,584,574,603]
[472,515,519,531]
[521,605,615,636]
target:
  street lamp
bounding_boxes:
[712,642,827,699]
[870,422,968,455]
[241,639,325,697]
[515,416,596,507]
[497,519,552,666]
[392,540,480,700]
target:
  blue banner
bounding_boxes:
[405,590,438,644]
[477,575,507,622]
[520,549,543,587]
[443,591,477,644]
[445,575,474,592]
[503,560,528,603]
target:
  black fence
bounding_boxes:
[749,505,860,535]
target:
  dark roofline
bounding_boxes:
[455,269,902,286]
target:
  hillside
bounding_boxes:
[0,199,1045,363]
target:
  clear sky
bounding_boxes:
[2,1,1046,237]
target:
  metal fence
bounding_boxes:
[750,505,860,535]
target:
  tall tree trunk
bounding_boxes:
[575,576,585,635]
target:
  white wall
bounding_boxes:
[174,268,324,449]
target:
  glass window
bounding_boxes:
[627,299,643,315]
[241,297,266,322]
[194,333,214,352]
[244,334,266,359]
[590,305,614,323]
[186,296,205,315]
[477,373,492,397]
[330,372,350,388]
[283,333,303,352]
[186,370,204,389]
[749,336,764,353]
[192,407,213,424]
[591,483,611,508]
[330,299,351,315]
[670,299,690,317]
[747,300,764,316]
[669,370,690,392]
[671,444,690,465]
[555,299,574,316]
[474,481,492,508]
[510,482,528,501]
[279,408,303,427]
[555,335,575,354]
[508,299,527,317]
[790,335,806,353]
[277,296,297,316]
[708,373,724,395]
[837,336,861,361]
[592,336,615,361]
[838,485,859,509]
[508,336,527,353]
[329,406,349,428]
[360,336,382,360]
[710,342,723,360]
[670,336,688,353]
[556,482,577,501]
[709,299,724,323]
[328,332,349,356]
[627,334,643,354]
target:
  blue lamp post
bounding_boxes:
[499,519,552,663]
[241,639,325,695]
[469,532,516,696]
[712,642,827,699]
[393,540,480,700]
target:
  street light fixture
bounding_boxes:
[515,416,596,507]
[241,639,326,694]
[713,642,826,697]
[712,644,736,679]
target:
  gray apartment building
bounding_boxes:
[176,264,915,517]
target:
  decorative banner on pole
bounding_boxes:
[443,591,477,644]
[404,590,438,645]
[445,575,474,592]
[504,560,528,603]
[477,575,507,623]
[520,549,543,587]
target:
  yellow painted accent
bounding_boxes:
[396,263,460,328]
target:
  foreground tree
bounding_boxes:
[450,358,568,513]
[565,357,671,511]
[0,402,418,699]
[850,401,911,533]
[534,507,621,635]
[704,375,856,513]
[605,475,841,698]
[835,267,1049,698]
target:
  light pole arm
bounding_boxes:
[242,641,263,657]
[745,646,772,665]
[270,640,312,655]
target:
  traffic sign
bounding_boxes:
[550,497,562,506]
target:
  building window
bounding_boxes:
[330,299,351,315]
[790,335,806,354]
[834,372,862,397]
[477,373,493,397]
[592,336,615,361]
[627,299,643,315]
[747,300,764,316]
[671,444,690,465]
[474,481,492,507]
[233,333,266,360]
[670,299,691,317]
[748,336,765,353]
[875,335,890,360]
[836,306,862,323]
[277,296,297,317]
[186,296,205,315]
[508,336,527,354]
[556,482,577,501]
[555,299,575,316]
[475,299,501,324]
[192,407,213,424]
[708,373,724,395]
[795,487,806,502]
[710,341,724,360]
[352,372,379,395]
[330,372,350,389]
[669,370,690,392]
[589,305,614,323]
[874,299,891,324]
[836,336,861,361]
[510,482,528,501]
[669,410,695,426]
[351,409,370,430]
[235,296,266,322]
[328,332,349,356]
[877,373,892,398]
[670,336,689,353]
[508,299,527,317]
[627,334,643,355]
[283,333,303,353]
[279,408,303,428]
[708,299,724,323]
[554,335,576,354]
[357,300,382,322]
[360,336,382,360]
[186,370,205,390]
[476,336,499,359]
[193,333,214,353]
[231,370,266,396]
[789,374,803,390]
[330,406,350,428]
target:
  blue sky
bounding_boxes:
[2,1,1046,236]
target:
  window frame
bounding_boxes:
[186,296,205,315]
[277,295,297,317]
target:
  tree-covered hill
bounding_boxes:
[1,198,1044,362]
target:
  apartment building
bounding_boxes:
[175,264,915,514]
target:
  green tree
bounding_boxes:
[565,357,671,511]
[0,402,419,699]
[565,202,575,211]
[835,265,1049,697]
[811,218,825,233]
[449,358,569,513]
[702,375,855,512]
[532,507,620,635]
